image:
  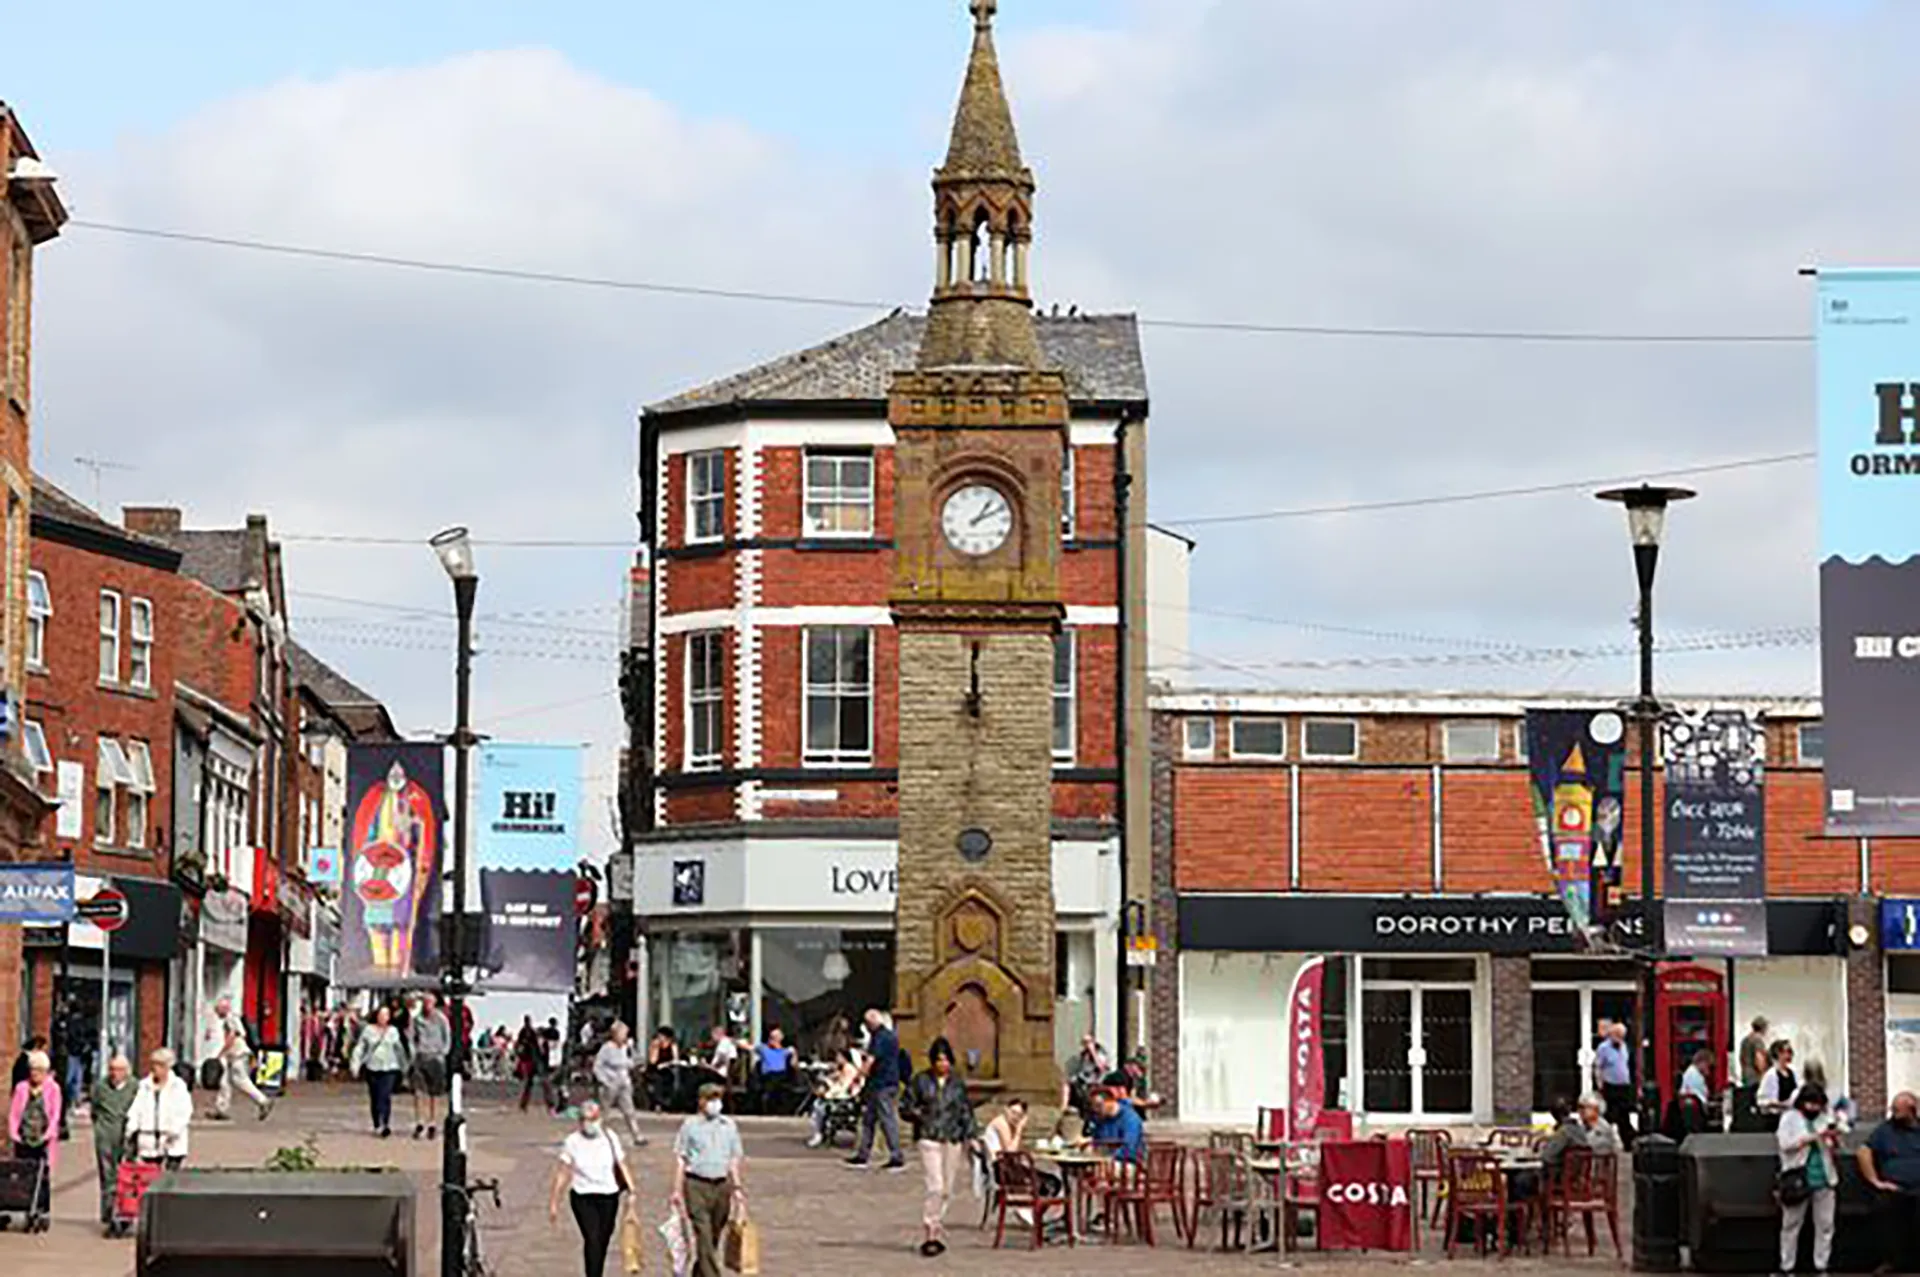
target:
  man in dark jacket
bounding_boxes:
[91,1054,137,1231]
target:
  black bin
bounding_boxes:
[1633,1133,1682,1271]
[137,1169,414,1276]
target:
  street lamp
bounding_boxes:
[1595,482,1694,1135]
[430,524,478,1277]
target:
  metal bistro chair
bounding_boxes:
[1139,1142,1188,1246]
[1443,1149,1509,1259]
[1407,1127,1452,1241]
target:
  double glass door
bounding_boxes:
[1362,983,1474,1116]
[1532,984,1637,1112]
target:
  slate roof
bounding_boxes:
[168,529,254,594]
[645,310,1147,416]
[289,640,399,742]
[29,477,181,559]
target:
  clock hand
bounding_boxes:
[970,503,999,527]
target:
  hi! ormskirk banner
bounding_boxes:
[476,743,583,994]
[1818,270,1920,835]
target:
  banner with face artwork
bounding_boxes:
[1524,709,1628,945]
[476,743,582,994]
[340,742,445,989]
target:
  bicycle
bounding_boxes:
[452,1176,502,1277]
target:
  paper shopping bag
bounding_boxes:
[620,1209,646,1274]
[723,1209,761,1274]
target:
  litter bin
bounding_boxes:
[1633,1133,1681,1271]
[136,1168,414,1276]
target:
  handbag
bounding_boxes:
[1777,1164,1811,1207]
[723,1200,761,1275]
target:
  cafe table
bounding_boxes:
[1029,1143,1111,1243]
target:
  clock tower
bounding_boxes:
[889,0,1067,1102]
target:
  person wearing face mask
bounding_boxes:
[673,1083,746,1277]
[1860,1091,1920,1272]
[1778,1083,1839,1275]
[549,1099,633,1277]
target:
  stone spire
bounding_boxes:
[917,0,1045,370]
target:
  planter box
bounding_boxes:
[136,1168,415,1276]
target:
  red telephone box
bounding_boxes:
[1653,962,1727,1111]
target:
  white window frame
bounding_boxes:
[1302,717,1361,761]
[1443,720,1502,764]
[685,631,725,770]
[129,597,154,690]
[1182,716,1216,760]
[1052,632,1076,764]
[98,589,122,684]
[94,769,115,846]
[802,450,875,539]
[1797,722,1824,766]
[687,450,727,545]
[1229,717,1287,760]
[1061,446,1076,539]
[1514,722,1530,764]
[802,626,873,765]
[21,719,50,774]
[25,570,48,670]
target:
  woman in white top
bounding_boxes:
[548,1099,631,1277]
[1777,1082,1840,1275]
[126,1049,193,1168]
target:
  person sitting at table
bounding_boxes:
[644,1026,680,1110]
[805,1050,861,1149]
[750,1026,799,1114]
[1542,1093,1620,1177]
[704,1024,739,1083]
[1060,1034,1110,1122]
[1086,1086,1145,1164]
[1505,1099,1575,1205]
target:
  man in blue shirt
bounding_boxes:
[1859,1091,1920,1270]
[1593,1021,1637,1147]
[845,1009,906,1171]
[1088,1087,1144,1164]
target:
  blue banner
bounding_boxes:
[1818,271,1920,834]
[0,864,76,924]
[476,744,582,993]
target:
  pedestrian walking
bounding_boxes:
[672,1083,745,1277]
[517,1015,560,1113]
[206,995,272,1121]
[906,1037,976,1258]
[593,1021,647,1145]
[126,1049,192,1169]
[1594,1020,1637,1147]
[1740,1015,1772,1087]
[351,1004,410,1138]
[90,1054,137,1232]
[1778,1083,1840,1274]
[548,1099,634,1277]
[845,1008,906,1172]
[7,1048,60,1221]
[407,992,452,1139]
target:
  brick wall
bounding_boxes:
[757,548,893,607]
[1147,712,1182,1114]
[1848,894,1888,1116]
[1174,767,1288,891]
[1298,769,1432,892]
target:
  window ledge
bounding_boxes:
[98,682,159,701]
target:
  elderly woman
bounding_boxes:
[127,1048,193,1169]
[92,1054,138,1230]
[7,1048,61,1223]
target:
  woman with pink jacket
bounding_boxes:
[7,1048,61,1222]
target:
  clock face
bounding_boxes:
[941,483,1014,556]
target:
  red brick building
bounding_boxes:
[1150,689,1917,1127]
[21,479,187,1069]
[0,104,66,1070]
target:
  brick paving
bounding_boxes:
[0,1085,1632,1275]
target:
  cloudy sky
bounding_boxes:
[9,0,1897,840]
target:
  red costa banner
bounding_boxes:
[1319,1139,1414,1252]
[1287,956,1326,1139]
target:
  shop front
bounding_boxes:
[1175,893,1850,1127]
[192,886,249,1071]
[25,873,184,1083]
[1880,899,1920,1098]
[636,837,1119,1066]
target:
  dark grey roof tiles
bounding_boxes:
[646,310,1146,415]
[169,529,254,594]
[29,477,177,553]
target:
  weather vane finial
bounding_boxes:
[971,0,997,30]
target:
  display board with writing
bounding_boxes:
[1661,708,1766,899]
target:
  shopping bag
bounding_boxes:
[658,1212,692,1277]
[113,1160,163,1223]
[723,1203,761,1275]
[621,1208,646,1274]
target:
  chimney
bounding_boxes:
[122,506,182,537]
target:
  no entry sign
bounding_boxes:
[575,877,596,917]
[77,885,130,933]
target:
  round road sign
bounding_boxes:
[79,885,130,933]
[575,877,596,917]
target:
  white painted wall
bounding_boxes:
[1145,525,1192,688]
[1179,951,1293,1126]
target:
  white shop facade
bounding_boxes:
[635,835,1120,1065]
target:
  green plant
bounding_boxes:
[264,1133,321,1172]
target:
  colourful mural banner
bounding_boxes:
[1525,709,1628,945]
[1817,270,1920,834]
[339,742,444,989]
[476,743,582,994]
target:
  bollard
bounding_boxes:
[1632,1133,1682,1272]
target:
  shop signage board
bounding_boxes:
[201,887,249,955]
[0,864,74,923]
[1661,708,1766,899]
[1882,899,1920,950]
[341,742,446,989]
[78,886,129,932]
[1817,269,1920,834]
[1318,1139,1413,1252]
[476,744,582,994]
[1524,709,1627,943]
[1663,900,1768,957]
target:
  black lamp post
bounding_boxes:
[430,525,478,1277]
[1595,483,1694,1134]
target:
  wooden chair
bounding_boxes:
[1245,1153,1288,1255]
[1281,1152,1322,1253]
[1138,1143,1187,1245]
[1256,1105,1288,1142]
[1544,1148,1622,1260]
[1097,1157,1155,1245]
[1192,1147,1252,1251]
[1407,1127,1451,1241]
[993,1152,1072,1250]
[1443,1150,1508,1258]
